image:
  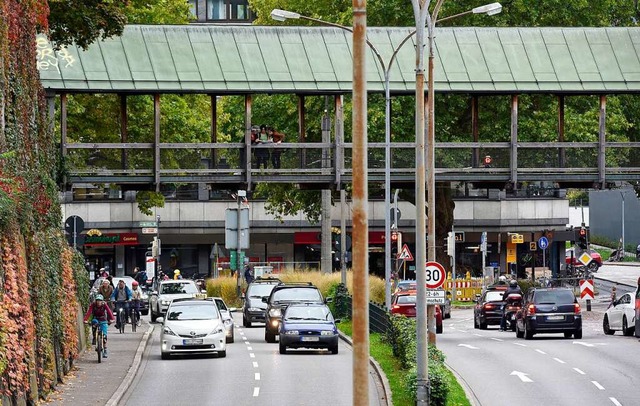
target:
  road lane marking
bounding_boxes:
[247,346,253,351]
[458,330,468,333]
[573,341,594,347]
[458,344,479,350]
[573,368,585,375]
[553,358,566,364]
[513,343,527,347]
[253,362,259,368]
[255,373,261,381]
[249,353,255,358]
[490,338,503,342]
[592,381,605,390]
[609,397,622,406]
[253,387,260,397]
[245,341,251,345]
[473,334,483,337]
[535,349,546,355]
[242,336,247,341]
[510,371,533,383]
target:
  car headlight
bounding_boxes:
[223,319,233,326]
[210,326,224,335]
[161,300,171,305]
[141,293,148,301]
[163,326,177,336]
[284,330,299,335]
[248,307,262,312]
[269,308,282,317]
[321,330,334,336]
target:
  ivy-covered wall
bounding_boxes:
[0,0,88,403]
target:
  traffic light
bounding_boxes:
[578,227,587,249]
[446,232,455,257]
[149,237,159,258]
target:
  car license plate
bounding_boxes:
[183,338,204,345]
[301,337,319,342]
[547,315,564,321]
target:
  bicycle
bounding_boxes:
[130,300,141,333]
[114,301,129,334]
[88,320,108,363]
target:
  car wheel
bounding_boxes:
[226,333,234,344]
[218,350,227,358]
[265,330,276,343]
[588,261,599,272]
[524,322,534,340]
[473,315,479,329]
[603,315,615,335]
[623,316,634,336]
[574,329,583,339]
[243,316,251,328]
[516,321,524,338]
[564,332,573,338]
[161,352,169,360]
[279,340,287,354]
[479,320,487,330]
[330,345,339,355]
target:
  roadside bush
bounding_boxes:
[330,283,351,319]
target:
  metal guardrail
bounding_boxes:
[342,295,392,334]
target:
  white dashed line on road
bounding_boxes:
[253,387,260,397]
[592,381,605,390]
[573,368,585,375]
[490,338,503,342]
[253,362,259,368]
[245,341,251,345]
[242,336,247,340]
[535,349,546,355]
[255,373,261,381]
[247,346,253,351]
[553,358,566,364]
[249,353,255,358]
[473,334,483,337]
[513,343,527,347]
[609,397,622,406]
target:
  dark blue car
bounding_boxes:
[278,304,339,354]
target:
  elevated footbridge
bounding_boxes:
[38,25,640,190]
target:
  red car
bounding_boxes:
[565,248,602,272]
[391,292,443,334]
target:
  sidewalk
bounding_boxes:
[44,321,153,406]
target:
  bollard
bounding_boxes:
[586,299,591,312]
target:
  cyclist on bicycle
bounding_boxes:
[131,281,143,326]
[83,294,115,357]
[111,279,133,329]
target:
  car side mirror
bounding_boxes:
[334,319,341,324]
[262,297,268,303]
[325,297,333,304]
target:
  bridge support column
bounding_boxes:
[245,95,252,189]
[120,94,128,170]
[211,94,217,169]
[557,95,565,168]
[510,95,518,188]
[598,95,606,188]
[154,94,160,191]
[298,95,306,168]
[471,95,479,168]
[321,107,332,274]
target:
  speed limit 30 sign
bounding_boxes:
[425,261,446,289]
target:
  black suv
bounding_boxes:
[242,277,282,327]
[515,288,582,340]
[263,283,328,343]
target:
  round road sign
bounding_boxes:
[538,236,549,250]
[425,261,446,289]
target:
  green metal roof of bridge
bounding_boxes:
[37,25,640,94]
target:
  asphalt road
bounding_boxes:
[439,307,640,406]
[121,313,383,406]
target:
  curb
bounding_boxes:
[594,275,635,289]
[444,361,480,406]
[106,323,155,406]
[338,330,392,406]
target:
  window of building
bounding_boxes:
[206,0,253,22]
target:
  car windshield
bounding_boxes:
[285,306,332,321]
[247,283,278,298]
[167,304,218,321]
[398,282,417,291]
[161,283,198,295]
[534,290,575,304]
[397,295,417,304]
[485,291,504,302]
[272,287,322,302]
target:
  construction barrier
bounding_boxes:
[445,272,483,302]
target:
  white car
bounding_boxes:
[212,297,236,343]
[149,280,200,322]
[603,291,636,336]
[161,299,227,359]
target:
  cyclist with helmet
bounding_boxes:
[173,269,183,280]
[83,294,115,358]
[131,281,143,326]
[500,279,522,331]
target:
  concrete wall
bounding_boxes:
[589,189,640,247]
[453,199,569,231]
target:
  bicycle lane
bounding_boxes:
[44,321,152,405]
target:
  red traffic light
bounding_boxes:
[579,228,586,236]
[391,232,398,242]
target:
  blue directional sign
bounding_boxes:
[538,236,549,250]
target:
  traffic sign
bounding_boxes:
[578,252,593,266]
[142,227,158,234]
[580,279,594,300]
[398,244,413,261]
[139,221,157,227]
[425,261,446,289]
[538,236,549,250]
[529,242,537,251]
[425,289,446,305]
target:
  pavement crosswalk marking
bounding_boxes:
[573,368,585,375]
[253,387,260,397]
[609,397,622,406]
[592,381,605,390]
